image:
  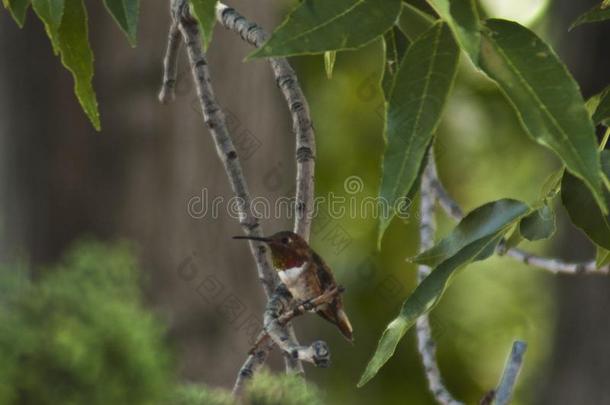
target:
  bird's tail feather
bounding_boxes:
[336,308,354,342]
[316,304,354,342]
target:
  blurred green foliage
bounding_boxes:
[171,371,324,405]
[171,384,234,405]
[0,241,173,404]
[245,370,324,405]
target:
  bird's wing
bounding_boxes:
[311,250,337,291]
[311,251,353,341]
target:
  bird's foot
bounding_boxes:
[293,298,315,313]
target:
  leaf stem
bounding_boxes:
[599,126,610,151]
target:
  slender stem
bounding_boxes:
[232,340,273,396]
[158,21,181,104]
[416,161,464,405]
[600,126,610,151]
[492,341,527,405]
[232,286,339,395]
[215,3,316,240]
[215,2,319,387]
[250,286,342,352]
[428,159,609,275]
[172,0,276,296]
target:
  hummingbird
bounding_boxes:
[234,231,353,342]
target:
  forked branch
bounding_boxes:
[160,0,324,395]
[160,0,305,385]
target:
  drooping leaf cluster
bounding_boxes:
[2,0,219,130]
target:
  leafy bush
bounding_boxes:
[245,370,324,405]
[170,371,325,405]
[171,384,234,405]
[0,241,173,404]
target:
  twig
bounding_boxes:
[170,0,276,298]
[427,159,609,275]
[232,285,343,394]
[214,2,320,389]
[158,21,181,104]
[232,285,334,395]
[261,285,331,366]
[491,341,527,405]
[232,340,274,396]
[249,286,343,352]
[162,0,304,386]
[416,160,464,405]
[216,3,316,240]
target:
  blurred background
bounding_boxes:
[1,0,610,403]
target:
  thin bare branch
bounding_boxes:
[233,285,336,396]
[171,0,276,297]
[261,285,331,366]
[427,159,609,275]
[232,341,273,396]
[213,1,321,388]
[216,2,316,240]
[491,340,527,405]
[416,160,464,405]
[158,21,181,104]
[249,286,343,353]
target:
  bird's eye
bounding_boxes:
[281,237,290,244]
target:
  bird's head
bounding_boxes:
[233,231,310,270]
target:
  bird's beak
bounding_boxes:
[232,235,272,243]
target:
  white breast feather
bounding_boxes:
[278,264,306,286]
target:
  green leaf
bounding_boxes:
[324,51,336,79]
[103,0,139,47]
[3,0,30,27]
[480,19,606,214]
[571,2,610,30]
[538,168,564,203]
[503,225,524,251]
[378,22,459,245]
[32,0,99,129]
[561,150,610,250]
[589,85,610,126]
[190,0,216,51]
[31,0,64,53]
[397,2,436,42]
[248,0,402,58]
[49,0,100,130]
[359,199,530,387]
[380,27,408,99]
[426,0,481,64]
[519,205,556,241]
[596,246,610,269]
[414,199,530,266]
[359,234,499,387]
